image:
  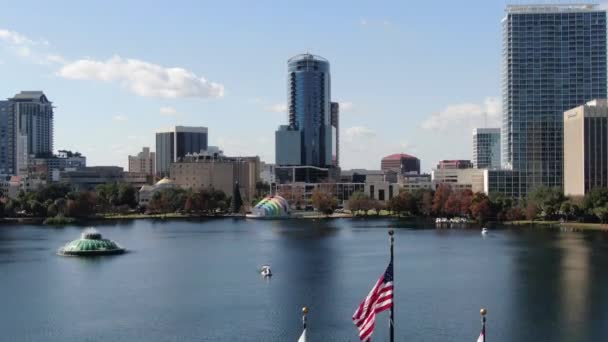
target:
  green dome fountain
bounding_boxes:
[59,228,126,256]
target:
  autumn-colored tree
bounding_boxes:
[525,201,539,221]
[311,189,338,216]
[443,192,461,216]
[432,184,452,215]
[505,207,525,221]
[471,198,492,222]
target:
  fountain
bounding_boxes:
[59,228,126,256]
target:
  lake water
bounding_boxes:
[1,218,608,341]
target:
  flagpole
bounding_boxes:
[302,306,308,331]
[480,308,487,342]
[389,230,394,342]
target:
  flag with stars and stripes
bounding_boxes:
[352,262,394,341]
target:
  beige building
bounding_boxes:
[128,147,156,176]
[170,157,257,204]
[398,174,434,193]
[564,99,608,196]
[432,168,486,193]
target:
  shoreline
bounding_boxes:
[2,214,608,231]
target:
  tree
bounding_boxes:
[525,201,539,221]
[118,184,138,208]
[28,200,46,217]
[471,198,492,223]
[348,191,373,215]
[420,190,434,216]
[432,184,452,216]
[311,189,338,216]
[583,187,608,218]
[388,191,412,216]
[593,205,608,224]
[231,182,243,214]
[505,207,525,221]
[47,203,59,217]
[66,192,97,218]
[528,186,565,220]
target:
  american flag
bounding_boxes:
[352,262,394,341]
[476,325,485,342]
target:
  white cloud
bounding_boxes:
[339,102,354,112]
[46,54,67,65]
[0,29,35,45]
[112,115,128,122]
[359,18,392,28]
[0,28,65,65]
[269,103,287,113]
[420,97,500,131]
[57,55,224,99]
[344,126,376,142]
[159,106,178,116]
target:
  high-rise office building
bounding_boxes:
[330,102,339,167]
[155,126,208,177]
[0,91,54,175]
[129,147,156,176]
[0,101,15,175]
[473,128,501,169]
[381,153,420,175]
[500,4,607,195]
[276,53,334,169]
[564,99,608,196]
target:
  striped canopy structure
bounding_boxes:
[251,195,290,217]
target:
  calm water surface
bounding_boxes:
[1,218,608,341]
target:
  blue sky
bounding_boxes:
[0,0,547,171]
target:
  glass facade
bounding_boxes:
[286,54,333,167]
[473,128,501,169]
[584,116,608,191]
[0,92,54,175]
[502,5,607,195]
[331,102,339,167]
[0,101,14,175]
[155,126,208,177]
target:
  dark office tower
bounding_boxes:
[502,4,607,193]
[281,53,332,168]
[330,102,339,167]
[155,126,208,177]
[0,101,15,175]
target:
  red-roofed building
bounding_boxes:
[381,153,420,175]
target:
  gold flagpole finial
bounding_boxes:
[480,308,487,316]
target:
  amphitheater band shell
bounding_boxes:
[249,195,290,218]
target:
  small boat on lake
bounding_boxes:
[481,227,489,235]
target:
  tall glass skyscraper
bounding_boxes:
[473,128,501,169]
[501,4,607,193]
[0,91,54,175]
[277,53,334,168]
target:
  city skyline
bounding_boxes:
[1,1,608,172]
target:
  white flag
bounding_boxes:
[297,329,306,342]
[477,331,484,342]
